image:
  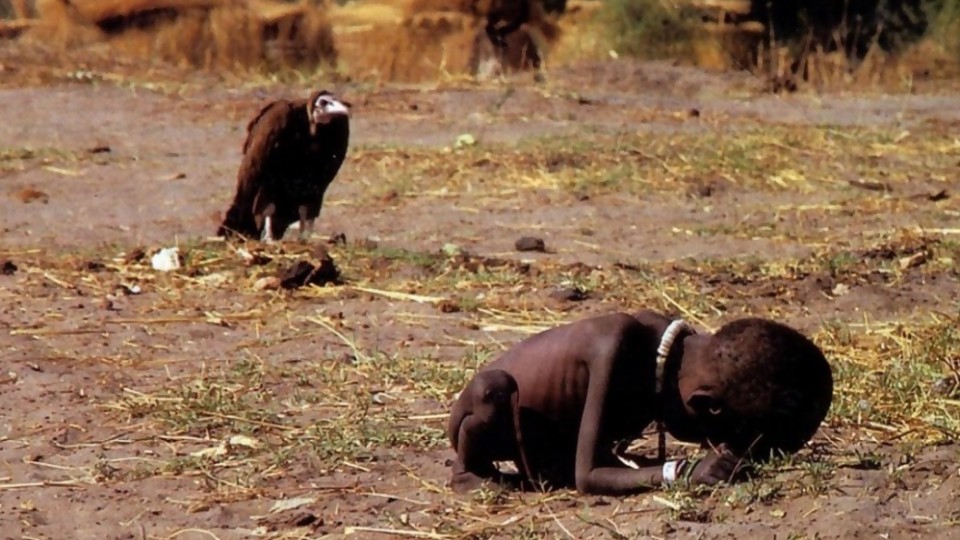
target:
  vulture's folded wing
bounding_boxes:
[235,100,298,207]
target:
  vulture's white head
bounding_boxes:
[308,91,350,130]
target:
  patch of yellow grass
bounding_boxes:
[332,0,484,83]
[327,1,404,27]
[24,0,335,71]
[547,0,609,65]
[55,0,222,23]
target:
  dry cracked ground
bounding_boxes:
[1,49,960,540]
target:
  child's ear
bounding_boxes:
[687,390,725,417]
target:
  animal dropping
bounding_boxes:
[277,251,341,290]
[217,90,351,243]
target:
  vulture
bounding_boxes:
[217,90,351,243]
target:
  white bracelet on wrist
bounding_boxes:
[662,460,680,484]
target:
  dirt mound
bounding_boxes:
[22,0,336,71]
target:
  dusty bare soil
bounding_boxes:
[2,47,960,540]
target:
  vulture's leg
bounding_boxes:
[297,205,314,242]
[260,203,277,244]
[261,217,275,243]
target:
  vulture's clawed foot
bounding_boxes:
[297,218,318,243]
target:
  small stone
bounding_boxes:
[549,287,588,302]
[355,237,379,250]
[84,260,106,272]
[515,236,546,252]
[123,247,146,264]
[0,260,17,275]
[290,512,318,527]
[454,133,477,148]
[253,276,281,291]
[437,299,461,313]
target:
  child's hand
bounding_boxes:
[689,445,743,485]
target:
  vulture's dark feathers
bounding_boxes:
[217,90,350,242]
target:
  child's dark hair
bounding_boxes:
[711,318,833,459]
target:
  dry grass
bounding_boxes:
[545,0,608,65]
[8,0,960,86]
[22,0,336,72]
[12,0,573,83]
[757,36,960,92]
[343,124,959,206]
[349,9,481,83]
[332,0,564,83]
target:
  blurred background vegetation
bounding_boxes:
[0,0,957,83]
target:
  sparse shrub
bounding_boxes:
[0,0,36,18]
[754,0,960,77]
[754,0,930,58]
[597,0,959,78]
[923,0,960,59]
[599,0,697,59]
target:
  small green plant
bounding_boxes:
[727,477,784,507]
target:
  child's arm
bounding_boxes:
[572,337,741,494]
[575,416,743,494]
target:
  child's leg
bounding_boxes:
[448,369,529,492]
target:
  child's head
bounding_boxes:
[677,318,834,459]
